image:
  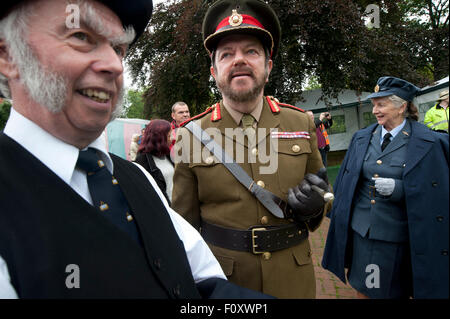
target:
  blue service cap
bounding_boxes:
[367,76,420,102]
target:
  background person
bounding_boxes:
[172,0,331,299]
[315,112,333,167]
[424,89,449,133]
[306,111,333,167]
[134,119,174,204]
[169,101,190,148]
[322,76,449,299]
[129,133,140,161]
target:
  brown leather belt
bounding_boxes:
[201,221,308,254]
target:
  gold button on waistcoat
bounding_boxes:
[260,216,269,225]
[371,199,376,204]
[292,145,301,153]
[376,160,382,165]
[262,252,271,260]
[257,180,265,188]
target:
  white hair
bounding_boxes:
[0,0,132,119]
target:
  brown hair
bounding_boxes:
[406,102,419,121]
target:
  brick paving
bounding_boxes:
[310,217,357,299]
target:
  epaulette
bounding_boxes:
[266,96,305,113]
[180,105,215,127]
[210,102,221,122]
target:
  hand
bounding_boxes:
[371,177,395,196]
[319,112,327,121]
[287,168,330,222]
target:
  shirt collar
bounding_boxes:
[4,108,113,184]
[381,118,407,140]
[222,98,264,126]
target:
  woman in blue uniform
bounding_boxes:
[322,76,449,299]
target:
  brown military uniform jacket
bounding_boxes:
[172,96,329,298]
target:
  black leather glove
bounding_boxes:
[287,167,330,222]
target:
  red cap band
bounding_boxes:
[216,14,265,32]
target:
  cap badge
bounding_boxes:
[229,9,243,27]
[374,85,380,92]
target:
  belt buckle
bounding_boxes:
[251,227,267,254]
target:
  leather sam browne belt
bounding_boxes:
[201,221,308,254]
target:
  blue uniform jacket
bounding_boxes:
[322,120,449,298]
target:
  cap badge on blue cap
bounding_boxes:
[374,85,380,93]
[229,9,243,26]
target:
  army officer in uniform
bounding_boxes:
[172,0,332,298]
[322,77,449,299]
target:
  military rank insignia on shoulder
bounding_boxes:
[180,103,219,127]
[266,96,305,113]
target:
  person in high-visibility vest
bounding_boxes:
[424,89,449,133]
[307,111,333,167]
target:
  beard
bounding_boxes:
[16,40,67,113]
[15,41,124,120]
[215,66,268,103]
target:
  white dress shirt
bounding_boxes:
[0,108,225,299]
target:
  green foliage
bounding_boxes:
[327,115,347,135]
[0,99,12,131]
[304,75,323,91]
[122,89,146,119]
[126,0,449,117]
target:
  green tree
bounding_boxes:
[126,0,449,117]
[0,99,12,131]
[127,1,214,119]
[122,89,146,119]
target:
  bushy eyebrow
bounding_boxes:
[73,1,136,47]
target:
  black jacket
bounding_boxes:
[134,152,173,205]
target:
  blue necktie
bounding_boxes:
[77,148,142,245]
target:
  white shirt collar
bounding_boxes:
[3,108,113,185]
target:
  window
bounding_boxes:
[419,101,436,114]
[363,111,377,128]
[327,115,346,134]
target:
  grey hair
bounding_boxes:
[388,95,407,108]
[0,0,129,119]
[388,94,419,121]
[0,3,33,99]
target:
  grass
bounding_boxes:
[326,165,341,187]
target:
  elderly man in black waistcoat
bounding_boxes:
[0,0,271,299]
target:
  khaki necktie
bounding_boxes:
[241,114,256,145]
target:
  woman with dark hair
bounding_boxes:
[322,76,449,299]
[134,119,174,204]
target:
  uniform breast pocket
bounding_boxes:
[190,160,241,203]
[390,157,405,167]
[276,139,311,194]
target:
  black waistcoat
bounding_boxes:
[0,133,200,299]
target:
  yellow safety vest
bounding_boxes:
[424,103,449,132]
